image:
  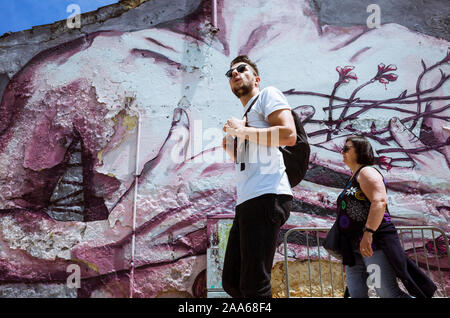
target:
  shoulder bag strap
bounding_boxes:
[237,94,260,171]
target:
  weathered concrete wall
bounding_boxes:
[0,0,202,78]
[310,0,450,41]
[0,0,448,297]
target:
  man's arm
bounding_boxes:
[223,109,297,147]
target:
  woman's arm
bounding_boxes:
[358,166,388,257]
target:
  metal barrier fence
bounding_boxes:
[283,226,449,298]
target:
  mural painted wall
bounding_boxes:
[0,0,448,297]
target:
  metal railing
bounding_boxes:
[283,226,449,298]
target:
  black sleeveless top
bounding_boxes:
[337,165,392,249]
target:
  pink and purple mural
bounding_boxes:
[0,0,448,297]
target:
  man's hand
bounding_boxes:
[223,116,247,137]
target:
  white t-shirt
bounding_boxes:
[235,86,293,205]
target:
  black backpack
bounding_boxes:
[240,95,310,188]
[279,109,310,187]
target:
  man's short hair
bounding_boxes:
[230,55,259,77]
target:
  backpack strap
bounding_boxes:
[238,94,260,171]
[243,94,260,120]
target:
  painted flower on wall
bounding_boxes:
[375,63,398,88]
[377,156,393,171]
[336,65,358,84]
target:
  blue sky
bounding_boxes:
[0,0,118,36]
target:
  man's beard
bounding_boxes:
[232,82,252,98]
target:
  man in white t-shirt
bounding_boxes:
[221,55,296,298]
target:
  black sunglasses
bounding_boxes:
[342,145,354,153]
[225,64,247,78]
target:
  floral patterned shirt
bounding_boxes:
[337,165,392,250]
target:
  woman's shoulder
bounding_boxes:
[357,166,384,182]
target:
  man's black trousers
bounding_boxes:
[222,193,292,298]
